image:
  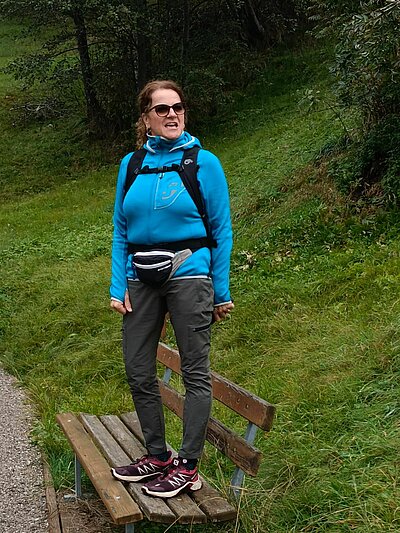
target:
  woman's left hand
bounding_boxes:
[213,302,234,323]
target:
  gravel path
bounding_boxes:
[0,369,48,533]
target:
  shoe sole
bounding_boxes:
[111,468,161,482]
[142,478,202,498]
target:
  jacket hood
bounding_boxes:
[143,131,201,153]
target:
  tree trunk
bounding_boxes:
[71,7,104,127]
[240,0,266,49]
[181,0,190,85]
[225,0,266,49]
[136,0,152,91]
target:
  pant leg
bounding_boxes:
[165,278,214,459]
[123,281,168,455]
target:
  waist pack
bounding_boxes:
[132,249,192,288]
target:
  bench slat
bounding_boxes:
[56,413,142,525]
[120,411,144,442]
[158,380,262,476]
[191,484,237,522]
[80,414,176,524]
[212,372,275,431]
[157,342,275,430]
[120,411,237,522]
[164,495,207,525]
[100,414,146,459]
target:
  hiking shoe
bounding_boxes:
[142,457,202,498]
[111,451,172,482]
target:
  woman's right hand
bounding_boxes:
[110,290,132,315]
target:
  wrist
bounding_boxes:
[214,300,233,307]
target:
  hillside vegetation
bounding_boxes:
[1,20,400,533]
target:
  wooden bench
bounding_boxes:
[57,341,275,532]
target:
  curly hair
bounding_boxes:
[135,80,186,149]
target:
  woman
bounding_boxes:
[110,80,233,498]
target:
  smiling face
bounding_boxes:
[142,88,185,141]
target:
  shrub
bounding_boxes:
[328,117,400,204]
[331,0,400,129]
[312,1,400,205]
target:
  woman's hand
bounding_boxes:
[213,302,234,323]
[110,290,132,315]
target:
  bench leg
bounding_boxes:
[230,422,258,498]
[162,367,173,384]
[74,454,82,498]
[125,524,135,533]
[230,467,245,498]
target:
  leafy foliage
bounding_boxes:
[332,0,400,128]
[1,0,309,136]
[309,0,400,204]
[328,117,400,203]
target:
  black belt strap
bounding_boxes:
[128,237,210,255]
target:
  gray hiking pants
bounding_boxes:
[122,278,214,459]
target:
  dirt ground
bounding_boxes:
[55,491,203,533]
[57,491,124,533]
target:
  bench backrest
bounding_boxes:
[156,342,275,478]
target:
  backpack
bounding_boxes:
[124,146,216,250]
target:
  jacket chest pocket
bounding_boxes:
[154,173,185,209]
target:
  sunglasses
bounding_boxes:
[147,102,186,117]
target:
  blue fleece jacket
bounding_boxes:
[110,131,232,305]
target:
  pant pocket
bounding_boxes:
[192,320,213,333]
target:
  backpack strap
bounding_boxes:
[177,146,217,248]
[124,148,147,198]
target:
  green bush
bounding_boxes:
[328,117,400,203]
[331,1,400,128]
[314,1,400,205]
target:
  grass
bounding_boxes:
[1,20,400,532]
